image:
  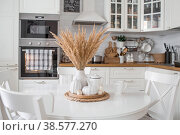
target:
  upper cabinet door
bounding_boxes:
[104,0,125,32]
[165,0,180,29]
[141,0,164,32]
[125,0,141,32]
[20,0,60,14]
[0,0,19,66]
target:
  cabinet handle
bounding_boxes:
[9,67,18,71]
[91,68,97,71]
[123,68,134,70]
[0,67,17,72]
[139,90,145,92]
[34,81,46,85]
[6,64,18,67]
[124,80,134,83]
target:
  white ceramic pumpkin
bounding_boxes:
[82,86,91,95]
[69,79,82,94]
[82,86,98,95]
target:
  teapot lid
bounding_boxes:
[90,74,101,79]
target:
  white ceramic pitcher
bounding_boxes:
[87,74,101,95]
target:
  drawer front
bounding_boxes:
[147,67,179,75]
[19,80,58,92]
[58,67,76,75]
[110,79,145,91]
[110,67,145,79]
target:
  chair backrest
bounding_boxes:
[0,87,47,120]
[1,81,11,91]
[145,71,180,120]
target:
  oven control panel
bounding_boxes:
[19,39,59,47]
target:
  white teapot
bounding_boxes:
[86,74,102,95]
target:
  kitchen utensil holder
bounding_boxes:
[170,52,176,65]
[165,51,171,64]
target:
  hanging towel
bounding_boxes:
[25,49,53,71]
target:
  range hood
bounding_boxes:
[73,0,107,25]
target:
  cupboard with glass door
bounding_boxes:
[104,0,141,32]
[125,0,141,32]
[141,0,164,31]
[104,0,164,32]
[104,0,125,32]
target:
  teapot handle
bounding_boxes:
[87,78,91,86]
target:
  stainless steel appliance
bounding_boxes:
[20,13,59,39]
[19,13,60,79]
[92,55,102,64]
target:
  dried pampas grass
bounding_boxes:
[50,26,109,70]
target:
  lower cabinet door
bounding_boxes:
[19,80,58,92]
[0,67,18,91]
[110,78,145,92]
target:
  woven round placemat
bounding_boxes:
[64,91,110,102]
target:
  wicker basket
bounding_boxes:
[152,53,165,63]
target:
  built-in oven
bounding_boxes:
[20,47,58,79]
[19,13,60,79]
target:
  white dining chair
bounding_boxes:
[0,87,53,120]
[144,71,180,120]
[0,81,11,120]
[1,81,11,91]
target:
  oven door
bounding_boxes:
[20,47,58,79]
[20,20,58,39]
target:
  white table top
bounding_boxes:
[47,85,151,120]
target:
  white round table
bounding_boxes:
[47,85,151,120]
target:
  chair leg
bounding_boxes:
[139,113,154,120]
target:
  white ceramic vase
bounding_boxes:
[71,69,88,91]
[69,79,82,94]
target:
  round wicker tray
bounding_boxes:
[64,91,110,102]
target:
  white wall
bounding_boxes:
[59,0,180,56]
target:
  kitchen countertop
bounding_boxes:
[59,63,180,72]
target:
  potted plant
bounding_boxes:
[117,35,126,48]
[51,26,109,95]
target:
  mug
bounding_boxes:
[119,56,124,64]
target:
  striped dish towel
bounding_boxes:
[25,49,53,71]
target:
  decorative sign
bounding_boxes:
[64,0,80,13]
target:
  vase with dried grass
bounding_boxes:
[51,26,109,95]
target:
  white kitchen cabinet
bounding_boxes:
[0,67,18,91]
[58,67,145,91]
[20,0,60,14]
[110,78,145,91]
[0,0,19,66]
[165,0,180,29]
[104,0,125,32]
[141,0,164,32]
[110,67,145,91]
[110,67,145,78]
[105,0,165,32]
[125,0,141,32]
[19,80,59,92]
[104,0,141,32]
